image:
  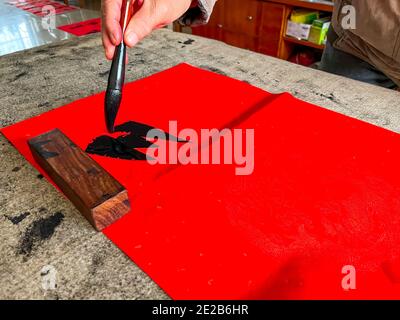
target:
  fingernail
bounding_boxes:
[126,32,139,47]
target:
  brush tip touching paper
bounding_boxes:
[105,88,122,133]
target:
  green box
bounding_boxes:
[290,9,319,24]
[308,17,331,45]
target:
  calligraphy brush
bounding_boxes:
[105,0,136,133]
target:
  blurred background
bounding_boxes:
[0,0,333,69]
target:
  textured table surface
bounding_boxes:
[0,29,399,299]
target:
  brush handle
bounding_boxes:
[120,0,135,34]
[105,0,138,132]
[107,42,126,91]
[107,0,136,92]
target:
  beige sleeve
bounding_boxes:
[179,0,217,26]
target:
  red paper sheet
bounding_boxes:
[2,64,400,299]
[58,18,101,37]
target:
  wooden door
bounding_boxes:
[190,0,287,57]
[258,2,287,56]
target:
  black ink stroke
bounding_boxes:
[85,121,185,160]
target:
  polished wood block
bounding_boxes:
[28,129,130,231]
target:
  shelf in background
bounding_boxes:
[266,0,334,12]
[175,0,333,61]
[283,36,325,50]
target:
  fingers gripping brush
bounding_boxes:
[105,0,136,133]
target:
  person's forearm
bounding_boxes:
[179,0,217,26]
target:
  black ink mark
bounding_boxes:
[38,101,50,108]
[18,212,64,256]
[179,39,195,45]
[317,92,339,104]
[86,135,149,160]
[199,65,227,76]
[183,39,195,45]
[12,71,28,82]
[90,254,104,275]
[86,121,185,160]
[99,70,109,77]
[6,212,30,225]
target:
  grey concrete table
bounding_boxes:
[0,29,399,299]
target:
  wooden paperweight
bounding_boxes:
[28,129,130,231]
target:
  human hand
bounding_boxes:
[101,0,193,60]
